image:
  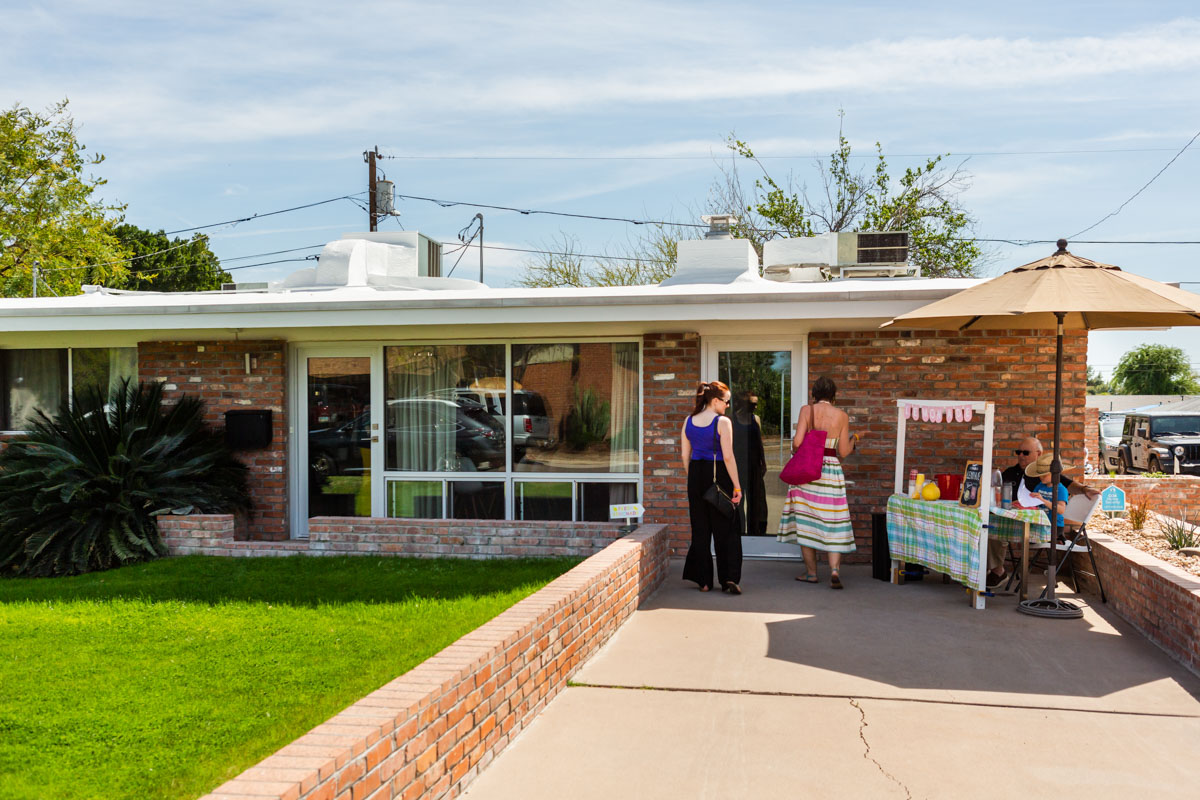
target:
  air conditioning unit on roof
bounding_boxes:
[763,231,916,282]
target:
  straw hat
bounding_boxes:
[1024,451,1076,478]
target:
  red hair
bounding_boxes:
[691,380,730,416]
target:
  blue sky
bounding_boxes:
[5,1,1199,379]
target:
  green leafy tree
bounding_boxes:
[1086,366,1112,395]
[726,121,981,277]
[106,224,231,291]
[1111,344,1200,395]
[0,100,128,297]
[518,224,692,288]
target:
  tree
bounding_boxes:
[518,224,692,288]
[1086,366,1112,395]
[726,121,981,278]
[106,225,231,292]
[1111,344,1200,395]
[0,100,128,297]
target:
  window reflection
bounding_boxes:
[384,345,506,472]
[511,342,638,474]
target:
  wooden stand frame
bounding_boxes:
[891,398,996,609]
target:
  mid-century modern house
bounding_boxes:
[0,221,1088,558]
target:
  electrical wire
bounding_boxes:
[163,193,367,235]
[379,146,1185,161]
[1068,129,1200,239]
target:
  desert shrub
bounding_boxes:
[1127,497,1150,531]
[1161,510,1199,550]
[564,387,610,451]
[0,379,250,577]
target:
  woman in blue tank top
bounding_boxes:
[680,381,743,593]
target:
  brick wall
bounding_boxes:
[1084,406,1100,470]
[200,524,669,800]
[809,328,1088,561]
[1071,533,1200,678]
[139,341,288,540]
[159,515,630,560]
[1093,475,1200,521]
[640,333,700,554]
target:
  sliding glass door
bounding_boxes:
[703,338,807,557]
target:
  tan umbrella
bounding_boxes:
[884,240,1200,618]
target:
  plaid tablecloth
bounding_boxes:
[886,495,1051,591]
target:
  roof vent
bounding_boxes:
[702,214,738,240]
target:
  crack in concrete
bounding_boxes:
[569,681,1200,719]
[850,698,912,800]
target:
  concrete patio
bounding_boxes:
[462,560,1200,799]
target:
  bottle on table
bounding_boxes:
[991,468,1003,507]
[907,468,918,497]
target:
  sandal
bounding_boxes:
[830,573,843,590]
[796,574,819,583]
[699,585,711,592]
[723,582,742,595]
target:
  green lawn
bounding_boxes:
[0,555,578,800]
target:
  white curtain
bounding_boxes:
[608,342,639,473]
[6,350,66,430]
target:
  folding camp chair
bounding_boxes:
[1017,493,1106,603]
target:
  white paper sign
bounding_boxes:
[609,503,645,520]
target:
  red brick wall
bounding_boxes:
[139,341,288,540]
[159,515,630,559]
[1072,533,1200,678]
[1096,475,1200,521]
[809,328,1088,561]
[199,525,670,800]
[1084,406,1100,471]
[640,333,701,554]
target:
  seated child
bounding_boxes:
[1021,452,1070,531]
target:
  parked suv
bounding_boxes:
[1116,410,1200,474]
[446,388,554,453]
[1097,412,1126,473]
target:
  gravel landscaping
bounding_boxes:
[1087,511,1200,577]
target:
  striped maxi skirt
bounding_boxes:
[777,454,856,553]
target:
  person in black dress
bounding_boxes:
[731,391,769,536]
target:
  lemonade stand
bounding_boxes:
[885,398,1051,609]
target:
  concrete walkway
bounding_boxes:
[463,560,1200,799]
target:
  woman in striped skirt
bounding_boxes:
[778,377,860,589]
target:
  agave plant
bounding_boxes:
[0,379,251,577]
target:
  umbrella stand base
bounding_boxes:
[1017,597,1084,619]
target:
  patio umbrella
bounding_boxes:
[883,239,1200,618]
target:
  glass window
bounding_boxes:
[515,482,573,521]
[384,345,506,472]
[387,480,444,519]
[449,480,504,520]
[71,348,138,402]
[2,350,68,430]
[511,342,639,474]
[578,482,639,522]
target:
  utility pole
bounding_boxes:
[31,261,39,298]
[475,213,483,283]
[363,146,380,231]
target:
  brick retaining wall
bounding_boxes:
[200,524,669,800]
[159,517,630,559]
[1071,533,1200,678]
[1094,475,1200,521]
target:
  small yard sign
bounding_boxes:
[609,503,645,521]
[1100,484,1126,513]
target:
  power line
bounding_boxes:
[379,146,1186,161]
[1069,129,1200,239]
[393,191,1200,244]
[163,193,366,235]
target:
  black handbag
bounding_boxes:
[702,424,736,518]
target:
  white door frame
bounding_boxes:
[702,335,808,559]
[289,344,383,538]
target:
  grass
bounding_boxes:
[0,554,579,800]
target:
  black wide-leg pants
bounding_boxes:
[682,459,743,589]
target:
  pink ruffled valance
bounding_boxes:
[899,401,974,423]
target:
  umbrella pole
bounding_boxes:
[1019,312,1084,619]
